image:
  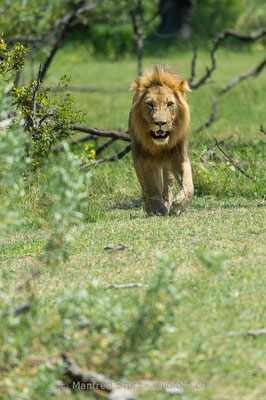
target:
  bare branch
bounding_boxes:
[96,138,117,155]
[52,134,99,153]
[195,95,218,134]
[260,124,266,135]
[220,58,266,94]
[80,144,131,169]
[73,125,130,142]
[40,0,98,82]
[189,29,266,89]
[215,138,256,181]
[188,47,197,86]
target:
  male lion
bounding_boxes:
[129,64,193,216]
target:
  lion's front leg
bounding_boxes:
[162,167,175,212]
[141,162,168,216]
[170,154,194,216]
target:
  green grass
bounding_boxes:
[1,45,266,399]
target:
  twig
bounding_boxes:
[62,355,137,399]
[107,283,146,289]
[195,95,218,133]
[38,111,55,126]
[73,125,130,142]
[211,328,266,340]
[189,29,266,89]
[215,138,256,181]
[80,145,131,169]
[31,65,43,130]
[220,58,266,94]
[260,124,266,135]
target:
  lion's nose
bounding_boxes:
[155,121,167,127]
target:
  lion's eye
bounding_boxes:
[147,102,153,108]
[167,102,174,107]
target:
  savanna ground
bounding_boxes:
[1,44,265,399]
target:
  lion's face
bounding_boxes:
[130,65,190,153]
[140,86,179,145]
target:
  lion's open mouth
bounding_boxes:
[151,130,170,140]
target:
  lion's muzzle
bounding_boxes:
[151,129,171,140]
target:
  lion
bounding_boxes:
[128,64,194,216]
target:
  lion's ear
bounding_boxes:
[130,78,142,91]
[179,80,191,93]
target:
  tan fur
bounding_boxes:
[129,65,194,216]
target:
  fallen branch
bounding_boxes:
[73,125,130,142]
[215,138,256,181]
[96,138,117,155]
[211,328,266,340]
[189,29,266,89]
[52,134,99,153]
[220,58,266,94]
[80,144,131,169]
[260,124,266,135]
[62,355,137,400]
[195,95,218,134]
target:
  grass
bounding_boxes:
[1,44,266,400]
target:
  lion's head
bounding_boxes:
[130,65,191,154]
